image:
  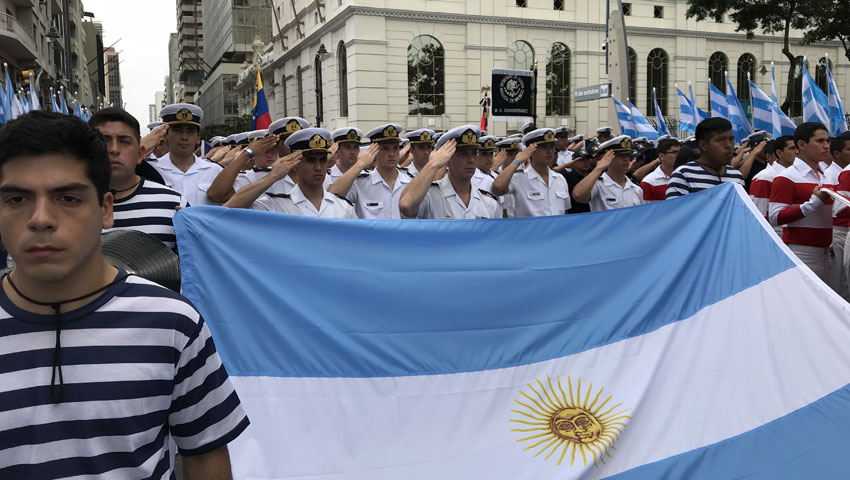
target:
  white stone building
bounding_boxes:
[238,0,849,137]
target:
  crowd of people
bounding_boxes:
[0,101,848,477]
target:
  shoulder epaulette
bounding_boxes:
[334,193,354,206]
[479,189,499,201]
[253,167,272,172]
[267,193,290,199]
[398,167,414,178]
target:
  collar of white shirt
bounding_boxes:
[525,165,554,185]
[289,184,334,207]
[158,154,213,173]
[370,167,411,186]
[601,172,639,190]
[795,157,822,177]
[439,175,480,201]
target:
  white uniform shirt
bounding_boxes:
[407,175,501,219]
[472,168,496,193]
[406,163,420,177]
[327,164,346,185]
[346,168,412,219]
[508,166,571,217]
[154,153,223,206]
[556,149,573,167]
[589,173,645,212]
[252,184,356,218]
[234,168,296,195]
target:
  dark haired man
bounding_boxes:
[154,103,223,205]
[666,118,745,198]
[637,138,681,201]
[403,128,436,178]
[89,108,187,251]
[0,111,248,478]
[769,122,834,281]
[749,136,796,236]
[573,136,645,211]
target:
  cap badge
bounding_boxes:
[543,131,556,142]
[420,131,432,142]
[621,138,631,150]
[309,134,327,149]
[384,126,397,138]
[286,120,302,133]
[176,108,193,121]
[461,130,477,146]
[484,139,496,149]
[346,130,359,141]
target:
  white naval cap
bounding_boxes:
[332,127,364,143]
[596,126,614,134]
[233,132,249,145]
[405,128,436,144]
[366,123,404,143]
[247,129,269,141]
[519,121,536,135]
[478,135,499,151]
[522,128,557,146]
[284,127,332,153]
[160,103,203,126]
[435,125,481,149]
[269,117,310,137]
[568,134,585,143]
[554,126,572,137]
[598,135,633,153]
[147,121,163,131]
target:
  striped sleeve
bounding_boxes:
[768,176,805,226]
[749,178,771,218]
[665,171,691,199]
[169,315,249,456]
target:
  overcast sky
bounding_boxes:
[83,0,174,130]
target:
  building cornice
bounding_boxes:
[265,5,843,71]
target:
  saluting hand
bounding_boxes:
[328,142,340,166]
[139,124,169,158]
[514,144,537,166]
[356,143,380,169]
[494,149,507,170]
[271,152,301,180]
[595,150,615,172]
[428,139,456,169]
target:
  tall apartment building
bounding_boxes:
[246,0,849,136]
[103,46,120,107]
[176,0,205,103]
[165,32,178,104]
[149,90,164,123]
[196,0,272,126]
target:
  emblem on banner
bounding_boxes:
[499,75,525,104]
[510,376,631,467]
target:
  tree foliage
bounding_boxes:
[800,0,850,62]
[685,0,807,113]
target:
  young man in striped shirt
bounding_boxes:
[769,122,834,281]
[90,108,187,251]
[0,111,248,479]
[666,118,745,199]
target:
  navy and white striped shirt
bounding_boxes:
[105,179,188,250]
[666,161,745,199]
[0,272,249,479]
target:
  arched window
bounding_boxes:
[628,47,637,104]
[737,53,756,101]
[791,56,805,117]
[646,48,668,115]
[708,51,727,94]
[408,35,445,115]
[546,42,570,115]
[338,41,349,117]
[815,56,834,93]
[508,40,535,71]
[296,65,303,117]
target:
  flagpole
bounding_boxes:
[674,83,680,138]
[747,72,754,130]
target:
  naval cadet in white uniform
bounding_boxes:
[572,135,646,211]
[327,127,364,186]
[399,125,501,219]
[205,129,284,203]
[492,128,571,217]
[328,123,412,219]
[224,128,355,218]
[403,128,436,177]
[154,103,224,206]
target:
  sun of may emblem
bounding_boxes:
[510,376,631,467]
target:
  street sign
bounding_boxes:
[574,83,612,102]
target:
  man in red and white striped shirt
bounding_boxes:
[749,136,796,236]
[639,138,680,202]
[769,123,834,281]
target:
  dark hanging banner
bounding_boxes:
[490,68,534,121]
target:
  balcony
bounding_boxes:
[0,13,38,60]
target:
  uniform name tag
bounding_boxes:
[529,191,542,197]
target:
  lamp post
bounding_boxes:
[314,43,327,127]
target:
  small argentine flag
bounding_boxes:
[175,183,850,479]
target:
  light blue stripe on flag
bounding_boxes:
[750,80,774,134]
[726,75,754,143]
[710,82,728,118]
[826,61,848,135]
[677,87,695,133]
[653,89,670,137]
[629,101,659,141]
[175,184,792,379]
[613,98,638,137]
[802,60,830,127]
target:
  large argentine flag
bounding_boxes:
[175,184,850,479]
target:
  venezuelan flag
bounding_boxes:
[252,66,271,130]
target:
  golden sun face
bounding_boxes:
[510,376,631,467]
